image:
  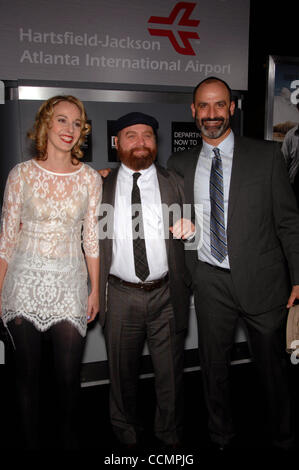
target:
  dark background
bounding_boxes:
[245,2,298,139]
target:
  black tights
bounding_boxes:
[8,318,85,450]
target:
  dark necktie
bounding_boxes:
[210,147,227,263]
[131,172,150,281]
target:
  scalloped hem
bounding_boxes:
[2,311,87,338]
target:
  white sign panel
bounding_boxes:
[0,80,4,104]
[0,0,250,89]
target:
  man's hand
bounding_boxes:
[287,285,299,308]
[169,218,195,240]
[98,168,112,178]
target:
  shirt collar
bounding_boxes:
[202,130,234,157]
[120,162,156,180]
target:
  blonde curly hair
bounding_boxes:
[27,95,91,164]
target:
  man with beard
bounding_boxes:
[168,77,299,451]
[98,112,193,450]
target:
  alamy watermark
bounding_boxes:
[97,203,203,251]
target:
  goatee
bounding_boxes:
[195,114,232,140]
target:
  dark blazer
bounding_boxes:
[168,136,299,315]
[98,163,191,332]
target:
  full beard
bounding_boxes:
[117,146,157,171]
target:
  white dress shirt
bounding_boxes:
[109,163,168,282]
[194,131,234,269]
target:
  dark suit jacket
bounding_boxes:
[98,163,191,332]
[168,135,299,315]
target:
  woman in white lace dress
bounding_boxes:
[0,95,102,449]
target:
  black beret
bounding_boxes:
[114,112,159,135]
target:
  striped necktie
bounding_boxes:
[132,172,150,281]
[210,147,227,263]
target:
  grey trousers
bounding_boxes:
[104,275,185,445]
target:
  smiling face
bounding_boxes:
[191,80,235,146]
[46,101,82,155]
[115,123,157,171]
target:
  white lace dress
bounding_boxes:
[0,159,102,337]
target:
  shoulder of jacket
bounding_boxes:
[236,135,279,149]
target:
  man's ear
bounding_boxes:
[191,103,196,119]
[229,100,235,117]
[114,136,119,150]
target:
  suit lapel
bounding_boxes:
[156,164,173,257]
[156,164,172,206]
[227,136,243,226]
[187,145,202,205]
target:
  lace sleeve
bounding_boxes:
[0,165,23,263]
[83,169,102,258]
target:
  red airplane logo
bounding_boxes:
[148,2,200,56]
